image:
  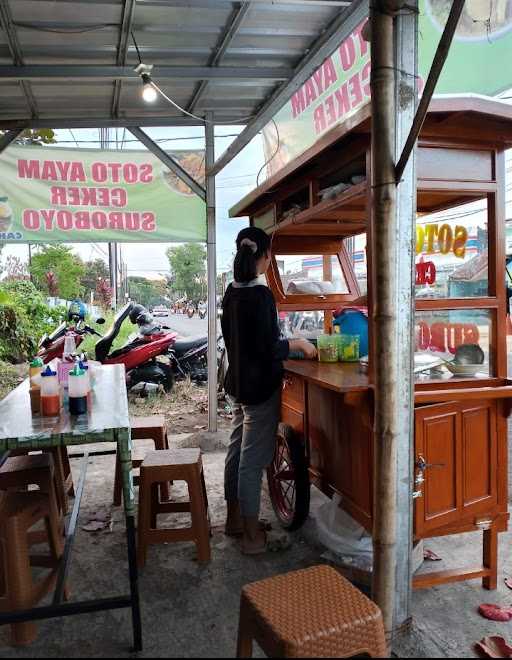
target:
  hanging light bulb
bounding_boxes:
[141,74,158,103]
[134,63,158,103]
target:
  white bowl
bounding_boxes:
[445,362,482,377]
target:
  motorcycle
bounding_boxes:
[38,302,225,390]
[38,303,177,392]
[186,303,196,319]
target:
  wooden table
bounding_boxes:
[0,364,142,652]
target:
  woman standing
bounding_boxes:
[222,227,317,554]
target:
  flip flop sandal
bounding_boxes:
[224,519,272,538]
[240,531,291,556]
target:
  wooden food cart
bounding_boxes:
[230,96,512,590]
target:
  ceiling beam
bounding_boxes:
[112,0,137,118]
[0,128,24,155]
[0,2,38,118]
[209,0,368,176]
[187,1,252,115]
[0,116,245,130]
[48,0,352,6]
[0,65,292,82]
[129,127,206,201]
[136,0,352,6]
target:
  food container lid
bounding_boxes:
[30,357,44,367]
[41,366,57,377]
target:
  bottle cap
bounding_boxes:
[69,364,85,377]
[41,366,57,377]
[30,357,44,367]
[78,361,89,371]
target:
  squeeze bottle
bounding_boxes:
[40,366,61,417]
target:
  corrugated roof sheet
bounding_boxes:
[0,0,356,125]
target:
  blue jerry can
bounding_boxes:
[333,308,369,357]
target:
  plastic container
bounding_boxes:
[338,334,360,362]
[29,357,44,388]
[317,335,339,363]
[333,309,369,357]
[68,365,88,415]
[40,366,61,417]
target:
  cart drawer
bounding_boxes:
[281,404,304,436]
[282,372,305,412]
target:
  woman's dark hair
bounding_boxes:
[233,226,271,284]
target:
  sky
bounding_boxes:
[0,125,266,278]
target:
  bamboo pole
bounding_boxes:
[370,0,399,644]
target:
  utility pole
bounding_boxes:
[108,242,118,310]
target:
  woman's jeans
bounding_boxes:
[224,388,281,518]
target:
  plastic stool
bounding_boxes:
[138,449,210,566]
[113,415,170,506]
[237,565,387,658]
[0,491,64,646]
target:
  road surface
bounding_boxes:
[163,311,208,338]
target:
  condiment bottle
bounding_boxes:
[78,360,90,393]
[29,357,44,388]
[40,366,61,417]
[58,333,77,387]
[68,365,88,415]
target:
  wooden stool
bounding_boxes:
[8,448,74,516]
[0,491,64,646]
[236,565,387,658]
[0,454,64,538]
[138,449,210,567]
[113,415,170,506]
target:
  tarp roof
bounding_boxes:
[0,0,357,127]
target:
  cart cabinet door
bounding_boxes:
[414,400,498,539]
[461,402,497,516]
[415,402,460,538]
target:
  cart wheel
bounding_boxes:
[267,423,310,531]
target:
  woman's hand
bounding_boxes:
[289,338,318,360]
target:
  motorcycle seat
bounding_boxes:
[173,336,207,355]
[95,302,134,362]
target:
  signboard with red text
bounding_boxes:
[0,145,206,243]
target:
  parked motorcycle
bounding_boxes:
[38,302,224,390]
[38,303,177,392]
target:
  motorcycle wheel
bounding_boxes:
[130,362,174,393]
[267,423,310,531]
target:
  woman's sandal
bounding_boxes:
[224,519,272,538]
[240,531,291,556]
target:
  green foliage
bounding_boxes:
[166,243,206,301]
[0,280,65,363]
[128,277,169,308]
[0,361,23,401]
[30,245,85,300]
[0,128,56,146]
[79,310,134,357]
[81,258,109,298]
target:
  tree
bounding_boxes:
[166,243,206,301]
[0,128,56,146]
[2,255,29,281]
[81,258,109,299]
[29,245,85,300]
[96,278,112,310]
[128,277,169,308]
